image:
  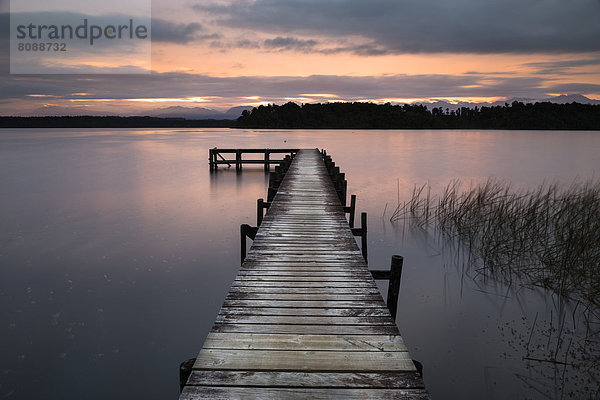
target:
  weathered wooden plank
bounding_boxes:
[252,232,354,237]
[242,261,366,266]
[250,243,358,248]
[255,232,353,236]
[257,224,349,228]
[231,281,377,288]
[244,255,364,261]
[238,268,368,273]
[249,247,358,252]
[262,219,349,222]
[222,299,387,308]
[218,307,391,317]
[194,349,416,371]
[202,332,407,351]
[186,370,424,388]
[253,235,356,240]
[238,267,373,274]
[211,323,399,335]
[237,270,370,276]
[246,253,364,259]
[180,386,429,400]
[235,275,373,282]
[228,287,380,295]
[215,314,395,326]
[234,276,371,282]
[258,226,351,230]
[226,293,381,301]
[239,264,369,275]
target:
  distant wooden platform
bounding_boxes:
[209,148,299,171]
[181,149,429,399]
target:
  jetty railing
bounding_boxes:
[209,148,299,171]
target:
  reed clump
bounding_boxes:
[391,179,600,306]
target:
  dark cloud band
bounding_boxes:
[151,19,206,43]
[196,0,600,54]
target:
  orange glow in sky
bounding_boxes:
[3,0,600,115]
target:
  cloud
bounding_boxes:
[263,36,318,51]
[151,19,209,43]
[546,82,600,94]
[195,0,600,54]
[4,11,207,45]
[524,57,600,75]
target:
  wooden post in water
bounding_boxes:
[179,358,196,392]
[240,224,248,265]
[264,150,270,172]
[257,198,264,226]
[267,171,278,202]
[240,224,258,264]
[348,194,356,228]
[209,149,215,171]
[387,255,403,321]
[342,179,348,205]
[337,172,346,203]
[235,150,241,171]
[267,186,277,203]
[351,211,368,263]
[361,212,368,263]
[369,255,403,321]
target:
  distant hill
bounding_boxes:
[420,94,600,112]
[148,106,223,119]
[543,94,600,105]
[146,106,253,120]
[9,105,254,120]
[0,116,235,128]
[222,106,255,119]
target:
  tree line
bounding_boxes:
[0,116,235,128]
[235,101,600,130]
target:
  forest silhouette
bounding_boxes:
[236,101,600,130]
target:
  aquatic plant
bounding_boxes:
[392,178,600,397]
[391,178,600,306]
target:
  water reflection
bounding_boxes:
[0,128,599,399]
[393,215,600,399]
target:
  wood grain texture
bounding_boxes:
[222,299,387,308]
[186,370,424,388]
[201,333,407,351]
[218,307,391,317]
[211,323,400,335]
[194,349,416,371]
[181,386,430,400]
[215,314,395,325]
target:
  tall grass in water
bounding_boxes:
[392,178,600,397]
[391,179,600,307]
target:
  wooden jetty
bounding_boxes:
[209,148,299,171]
[180,148,428,399]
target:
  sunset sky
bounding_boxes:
[1,0,600,115]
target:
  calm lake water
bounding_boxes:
[1,128,599,399]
